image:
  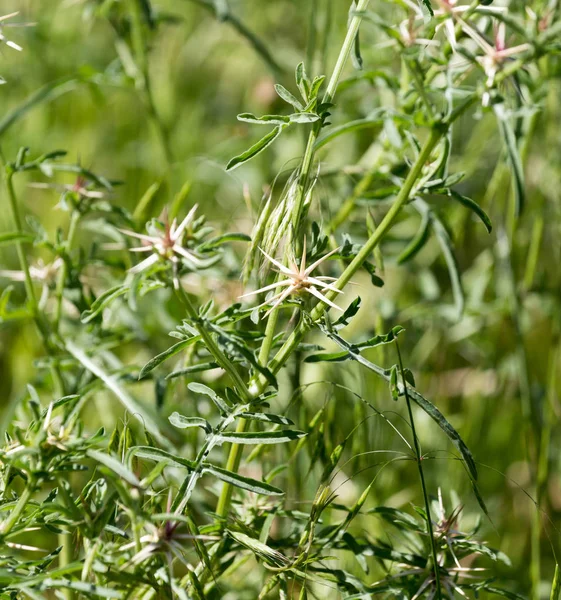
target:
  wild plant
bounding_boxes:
[0,0,560,598]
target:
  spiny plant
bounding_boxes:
[1,0,560,598]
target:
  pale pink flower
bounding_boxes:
[119,205,205,274]
[240,238,343,317]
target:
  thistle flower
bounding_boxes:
[474,22,531,85]
[119,205,205,274]
[29,175,108,200]
[0,12,25,52]
[0,258,63,284]
[240,238,344,317]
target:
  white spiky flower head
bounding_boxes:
[119,205,205,274]
[0,11,36,53]
[240,237,344,318]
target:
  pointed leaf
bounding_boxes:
[226,125,286,171]
[202,463,284,495]
[215,429,306,445]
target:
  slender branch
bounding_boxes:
[396,340,442,599]
[54,209,81,332]
[4,168,38,315]
[174,284,250,400]
[1,482,34,536]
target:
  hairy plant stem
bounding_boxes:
[4,170,39,315]
[396,340,442,599]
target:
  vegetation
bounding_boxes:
[0,0,560,598]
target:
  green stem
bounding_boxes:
[5,170,38,314]
[129,0,173,166]
[396,341,442,599]
[1,482,33,536]
[291,0,371,231]
[3,162,65,394]
[54,209,81,332]
[174,284,250,399]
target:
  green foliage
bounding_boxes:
[0,0,559,597]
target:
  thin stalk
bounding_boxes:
[182,0,283,75]
[58,532,75,600]
[3,162,65,394]
[396,341,442,599]
[129,0,173,166]
[291,0,371,230]
[54,209,81,331]
[5,170,38,314]
[174,283,250,399]
[1,482,33,536]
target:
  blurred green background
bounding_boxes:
[1,0,560,596]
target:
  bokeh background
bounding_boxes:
[1,0,560,596]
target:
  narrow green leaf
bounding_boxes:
[397,212,431,264]
[289,113,320,124]
[198,232,251,252]
[240,413,294,426]
[169,412,211,433]
[215,430,306,445]
[0,77,80,136]
[495,104,525,216]
[226,125,286,171]
[448,189,492,233]
[130,446,196,470]
[202,463,284,495]
[166,362,220,379]
[0,231,36,246]
[139,339,192,379]
[551,564,560,600]
[188,381,231,415]
[87,450,142,488]
[314,113,386,150]
[26,578,123,599]
[237,113,290,125]
[274,84,304,110]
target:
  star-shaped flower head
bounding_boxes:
[241,238,344,318]
[0,12,25,52]
[119,205,205,274]
[30,174,109,202]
